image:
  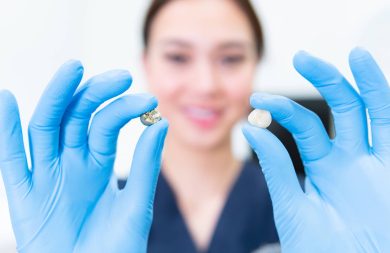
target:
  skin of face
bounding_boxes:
[144,0,259,150]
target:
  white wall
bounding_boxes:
[1,0,389,251]
[255,0,390,96]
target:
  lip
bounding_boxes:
[182,105,223,129]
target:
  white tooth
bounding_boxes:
[188,107,215,118]
[248,109,272,128]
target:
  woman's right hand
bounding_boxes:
[243,48,390,253]
[0,61,168,253]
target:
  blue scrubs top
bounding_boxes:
[147,159,279,253]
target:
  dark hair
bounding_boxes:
[143,0,265,59]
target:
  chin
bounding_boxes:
[178,124,231,150]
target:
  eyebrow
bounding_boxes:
[160,39,253,50]
[160,39,192,48]
[218,41,252,50]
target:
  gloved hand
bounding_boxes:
[0,60,168,253]
[243,48,390,253]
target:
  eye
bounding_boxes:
[165,53,190,64]
[221,55,245,65]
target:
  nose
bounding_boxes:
[191,59,220,96]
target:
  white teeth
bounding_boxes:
[186,107,217,119]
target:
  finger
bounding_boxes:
[61,70,132,148]
[250,93,331,162]
[120,119,168,228]
[88,94,158,168]
[349,48,390,155]
[28,60,84,169]
[0,90,30,190]
[293,51,368,151]
[242,124,304,219]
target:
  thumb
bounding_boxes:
[120,119,168,233]
[242,123,303,214]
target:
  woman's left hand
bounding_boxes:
[243,48,390,253]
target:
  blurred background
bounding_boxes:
[0,0,389,251]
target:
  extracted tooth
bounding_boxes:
[248,109,272,128]
[140,109,162,126]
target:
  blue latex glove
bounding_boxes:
[0,60,168,253]
[243,48,390,253]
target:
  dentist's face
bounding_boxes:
[144,0,258,149]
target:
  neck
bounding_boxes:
[162,135,242,200]
[161,134,244,252]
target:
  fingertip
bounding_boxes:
[349,47,373,65]
[104,69,133,84]
[250,92,268,106]
[145,118,169,140]
[293,50,311,63]
[249,93,261,107]
[148,117,169,130]
[242,123,263,149]
[158,118,169,141]
[243,121,287,145]
[292,50,317,73]
[123,93,159,113]
[158,118,169,130]
[63,59,84,74]
[241,123,255,138]
[139,93,158,104]
[90,69,132,94]
[0,89,15,103]
[0,90,18,114]
[293,50,311,60]
[250,92,283,108]
[242,122,267,135]
[146,94,159,110]
[53,60,84,87]
[120,70,133,86]
[350,47,369,57]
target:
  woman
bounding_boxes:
[138,1,278,252]
[1,0,389,252]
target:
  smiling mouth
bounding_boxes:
[183,106,223,129]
